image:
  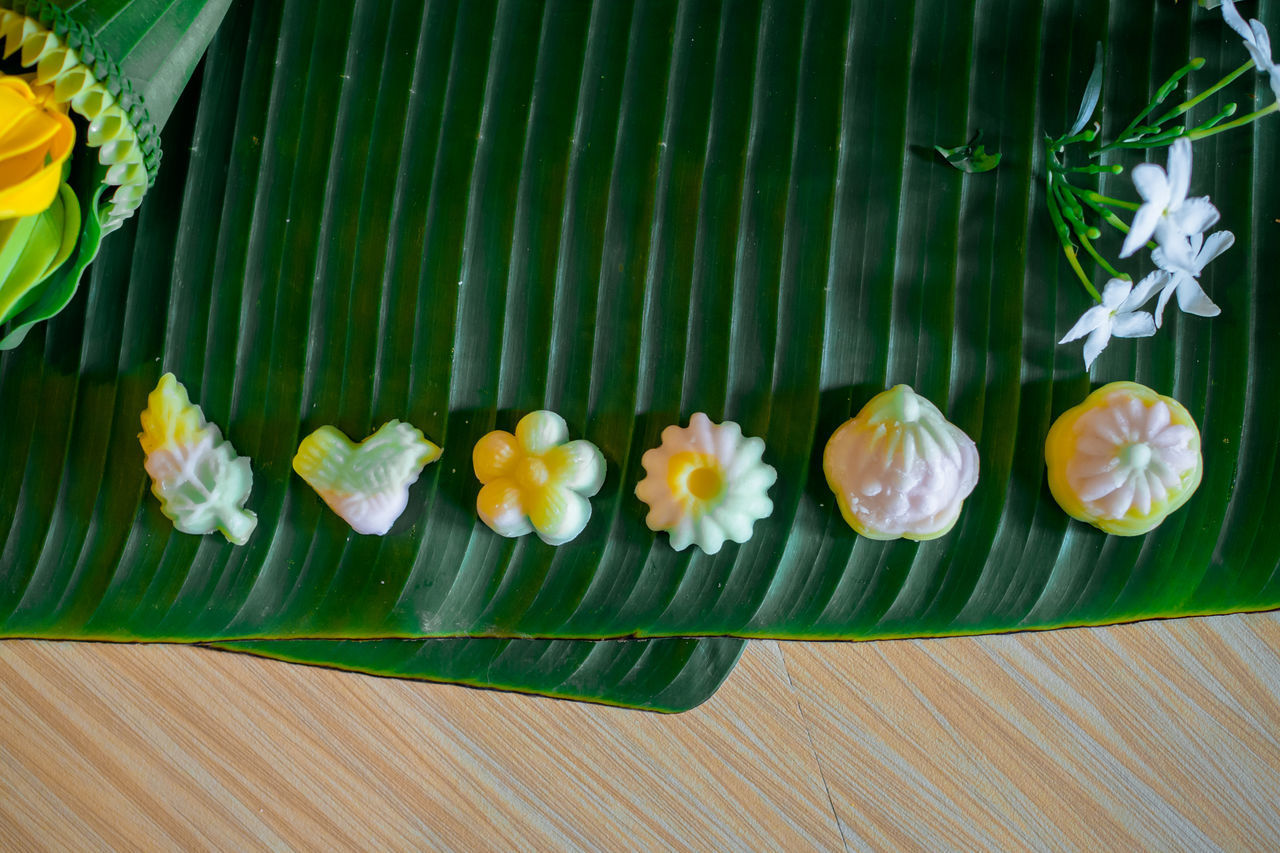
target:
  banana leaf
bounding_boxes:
[213,636,745,713]
[1,0,1278,653]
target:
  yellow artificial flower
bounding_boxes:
[0,180,79,324]
[0,75,75,220]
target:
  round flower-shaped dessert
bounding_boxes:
[824,385,979,541]
[1045,381,1202,536]
[473,411,606,546]
[634,413,777,554]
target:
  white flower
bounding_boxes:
[1222,0,1280,99]
[1120,138,1220,259]
[1059,277,1158,369]
[1130,230,1233,326]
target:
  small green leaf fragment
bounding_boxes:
[934,130,1002,173]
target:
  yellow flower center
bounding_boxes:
[516,456,551,490]
[668,451,725,508]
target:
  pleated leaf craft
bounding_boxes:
[293,421,442,535]
[139,373,257,546]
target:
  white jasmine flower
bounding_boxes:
[1120,138,1220,259]
[1135,230,1234,326]
[1222,0,1280,99]
[1060,278,1158,369]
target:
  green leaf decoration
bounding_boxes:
[1,0,1278,672]
[933,130,1002,173]
[216,636,746,714]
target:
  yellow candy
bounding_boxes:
[1045,381,1202,536]
[473,411,605,546]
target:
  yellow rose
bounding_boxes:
[0,75,76,220]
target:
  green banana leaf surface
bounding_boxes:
[214,636,745,713]
[1,0,1278,651]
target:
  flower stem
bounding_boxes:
[1053,181,1101,240]
[1080,191,1140,212]
[1188,101,1280,140]
[1151,60,1254,126]
[1046,176,1102,302]
[1060,163,1123,175]
[1077,192,1133,232]
[1113,57,1205,144]
[1064,245,1102,302]
[1076,231,1127,281]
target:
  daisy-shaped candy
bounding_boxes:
[1045,381,1202,536]
[473,411,605,546]
[1119,138,1220,259]
[635,414,776,554]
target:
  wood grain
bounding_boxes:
[2,614,1278,851]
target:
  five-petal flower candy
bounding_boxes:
[473,411,606,546]
[1045,381,1202,536]
[1119,138,1219,260]
[1059,277,1158,369]
[294,421,442,535]
[634,414,777,554]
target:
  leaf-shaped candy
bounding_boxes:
[138,373,258,545]
[293,421,442,535]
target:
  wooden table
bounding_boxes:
[3,614,1278,851]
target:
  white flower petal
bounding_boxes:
[1165,138,1192,210]
[1124,270,1170,310]
[1153,279,1178,327]
[1111,311,1156,339]
[1121,203,1161,258]
[1221,1,1256,51]
[1060,304,1108,343]
[1099,278,1133,309]
[1167,196,1220,239]
[1174,277,1221,318]
[1197,230,1235,267]
[1082,324,1111,369]
[1253,20,1272,62]
[1129,163,1170,204]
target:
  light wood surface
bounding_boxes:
[2,614,1279,851]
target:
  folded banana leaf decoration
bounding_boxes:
[1,0,1278,712]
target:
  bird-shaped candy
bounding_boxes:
[293,420,442,535]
